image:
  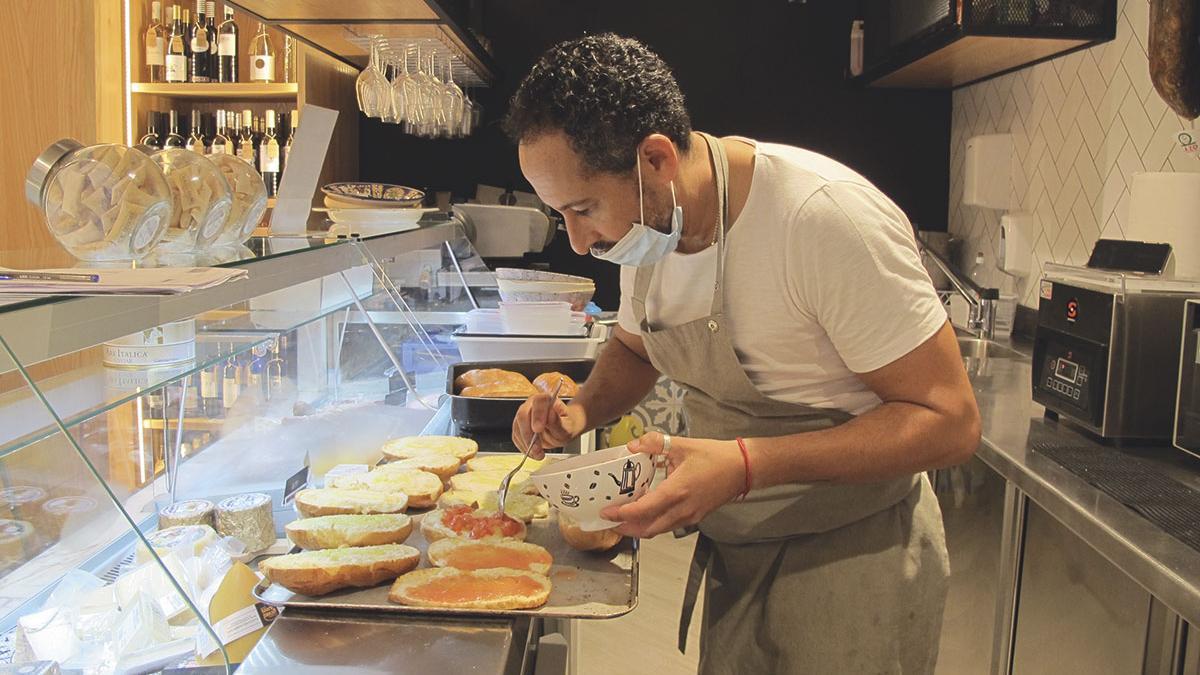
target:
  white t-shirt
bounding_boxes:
[616,139,947,415]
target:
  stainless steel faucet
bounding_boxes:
[916,234,999,340]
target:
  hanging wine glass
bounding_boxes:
[355,37,388,118]
[441,56,465,137]
[380,51,399,124]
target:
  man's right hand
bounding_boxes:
[512,394,587,459]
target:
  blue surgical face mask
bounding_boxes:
[590,157,683,267]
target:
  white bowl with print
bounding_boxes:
[530,445,655,531]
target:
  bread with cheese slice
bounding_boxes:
[285,514,413,550]
[260,544,421,596]
[378,454,461,481]
[465,454,555,473]
[381,436,478,462]
[293,489,408,518]
[388,567,551,610]
[449,470,535,496]
[329,468,443,508]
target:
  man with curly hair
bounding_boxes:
[507,34,978,674]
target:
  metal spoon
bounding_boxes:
[498,377,565,517]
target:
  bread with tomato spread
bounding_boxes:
[427,537,553,574]
[388,567,552,610]
[419,506,527,543]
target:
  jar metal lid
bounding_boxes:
[25,138,84,206]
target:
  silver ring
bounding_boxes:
[662,433,672,452]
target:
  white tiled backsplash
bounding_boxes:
[948,0,1200,308]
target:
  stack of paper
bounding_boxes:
[0,266,248,295]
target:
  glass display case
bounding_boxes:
[0,217,500,671]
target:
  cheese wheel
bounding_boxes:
[136,524,218,564]
[158,499,215,529]
[215,493,276,553]
[40,496,98,540]
[0,519,35,567]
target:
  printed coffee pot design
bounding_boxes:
[609,459,642,496]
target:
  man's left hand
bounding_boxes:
[599,432,746,538]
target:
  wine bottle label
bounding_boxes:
[218,34,236,56]
[260,142,280,172]
[238,143,255,163]
[200,369,218,398]
[223,377,239,408]
[224,142,235,155]
[146,37,165,65]
[251,54,274,82]
[165,54,187,82]
[191,36,208,53]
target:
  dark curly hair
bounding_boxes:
[503,33,693,174]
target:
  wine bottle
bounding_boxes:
[237,109,256,166]
[165,5,188,83]
[144,1,166,83]
[164,110,185,148]
[281,109,297,178]
[205,2,218,82]
[248,22,274,83]
[189,0,210,82]
[217,6,238,83]
[260,109,281,196]
[210,110,231,155]
[201,346,223,418]
[222,354,240,410]
[139,112,161,147]
[185,109,204,153]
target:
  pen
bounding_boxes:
[0,272,101,283]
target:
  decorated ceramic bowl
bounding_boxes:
[530,445,655,531]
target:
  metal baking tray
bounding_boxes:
[253,508,638,620]
[446,359,594,431]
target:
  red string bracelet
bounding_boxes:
[734,437,753,501]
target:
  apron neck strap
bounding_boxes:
[630,132,733,329]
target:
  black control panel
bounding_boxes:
[1033,282,1112,430]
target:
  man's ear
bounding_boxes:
[638,134,681,184]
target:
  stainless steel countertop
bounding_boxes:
[969,338,1200,628]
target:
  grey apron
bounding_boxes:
[630,133,950,674]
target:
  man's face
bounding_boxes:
[519,131,676,255]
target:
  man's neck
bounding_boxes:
[673,131,721,255]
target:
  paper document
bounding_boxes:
[0,265,247,295]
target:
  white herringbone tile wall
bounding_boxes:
[948,0,1200,308]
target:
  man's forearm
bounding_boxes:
[746,400,980,487]
[571,335,660,433]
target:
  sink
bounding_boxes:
[956,337,1023,361]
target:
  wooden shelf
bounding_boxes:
[131,82,299,99]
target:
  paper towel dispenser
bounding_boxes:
[963,134,1014,209]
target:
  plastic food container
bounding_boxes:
[145,148,233,252]
[26,139,172,261]
[499,301,573,335]
[453,323,605,362]
[209,154,268,246]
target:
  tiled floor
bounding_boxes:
[574,532,702,675]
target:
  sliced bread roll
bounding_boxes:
[260,544,421,596]
[558,513,622,552]
[427,537,553,574]
[420,506,527,543]
[379,455,462,482]
[449,470,535,496]
[285,514,413,550]
[381,436,478,462]
[388,567,551,610]
[438,490,549,523]
[330,469,443,509]
[465,454,555,473]
[294,488,408,518]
